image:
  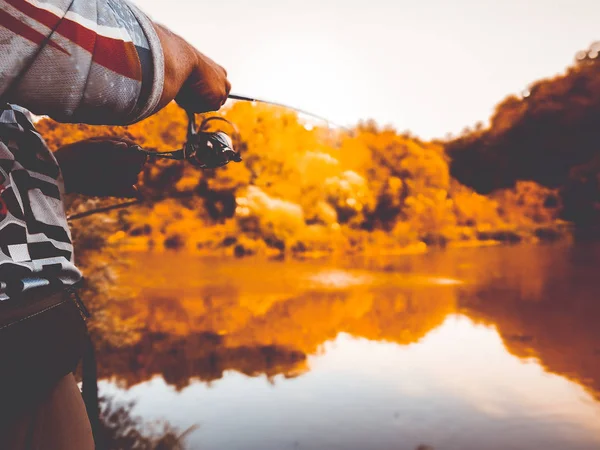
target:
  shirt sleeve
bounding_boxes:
[0,0,165,125]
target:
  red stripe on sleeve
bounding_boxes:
[4,0,142,80]
[55,19,142,80]
[0,8,68,54]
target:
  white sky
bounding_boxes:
[131,0,600,139]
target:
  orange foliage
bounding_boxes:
[91,245,600,405]
[34,101,567,258]
[94,253,458,388]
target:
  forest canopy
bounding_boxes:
[447,41,600,231]
[37,100,565,257]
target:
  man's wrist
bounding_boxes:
[152,23,196,114]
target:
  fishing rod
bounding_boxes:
[67,94,346,221]
[228,94,349,130]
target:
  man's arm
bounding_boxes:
[0,0,230,124]
[153,23,231,115]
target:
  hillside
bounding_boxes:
[447,42,600,232]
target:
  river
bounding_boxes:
[96,242,600,450]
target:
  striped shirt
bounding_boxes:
[0,0,166,298]
[0,104,80,300]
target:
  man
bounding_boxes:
[0,0,230,448]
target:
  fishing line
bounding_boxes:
[227,94,349,130]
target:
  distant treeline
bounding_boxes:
[38,96,567,257]
[447,42,600,233]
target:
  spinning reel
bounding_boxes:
[136,111,242,169]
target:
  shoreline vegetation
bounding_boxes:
[40,97,574,259]
[40,44,600,259]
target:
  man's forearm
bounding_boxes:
[152,22,230,114]
[151,23,194,114]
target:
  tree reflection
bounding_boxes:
[98,332,307,389]
[460,244,600,400]
[96,266,457,388]
[95,243,600,406]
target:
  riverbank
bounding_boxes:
[44,101,571,263]
[97,210,572,259]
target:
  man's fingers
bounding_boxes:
[174,50,231,113]
[175,79,227,113]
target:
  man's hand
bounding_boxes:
[54,138,147,198]
[154,24,231,114]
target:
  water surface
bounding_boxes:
[99,243,600,450]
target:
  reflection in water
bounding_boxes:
[98,243,600,450]
[458,245,600,402]
[101,259,460,388]
[99,396,190,450]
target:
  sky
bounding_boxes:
[131,0,600,139]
